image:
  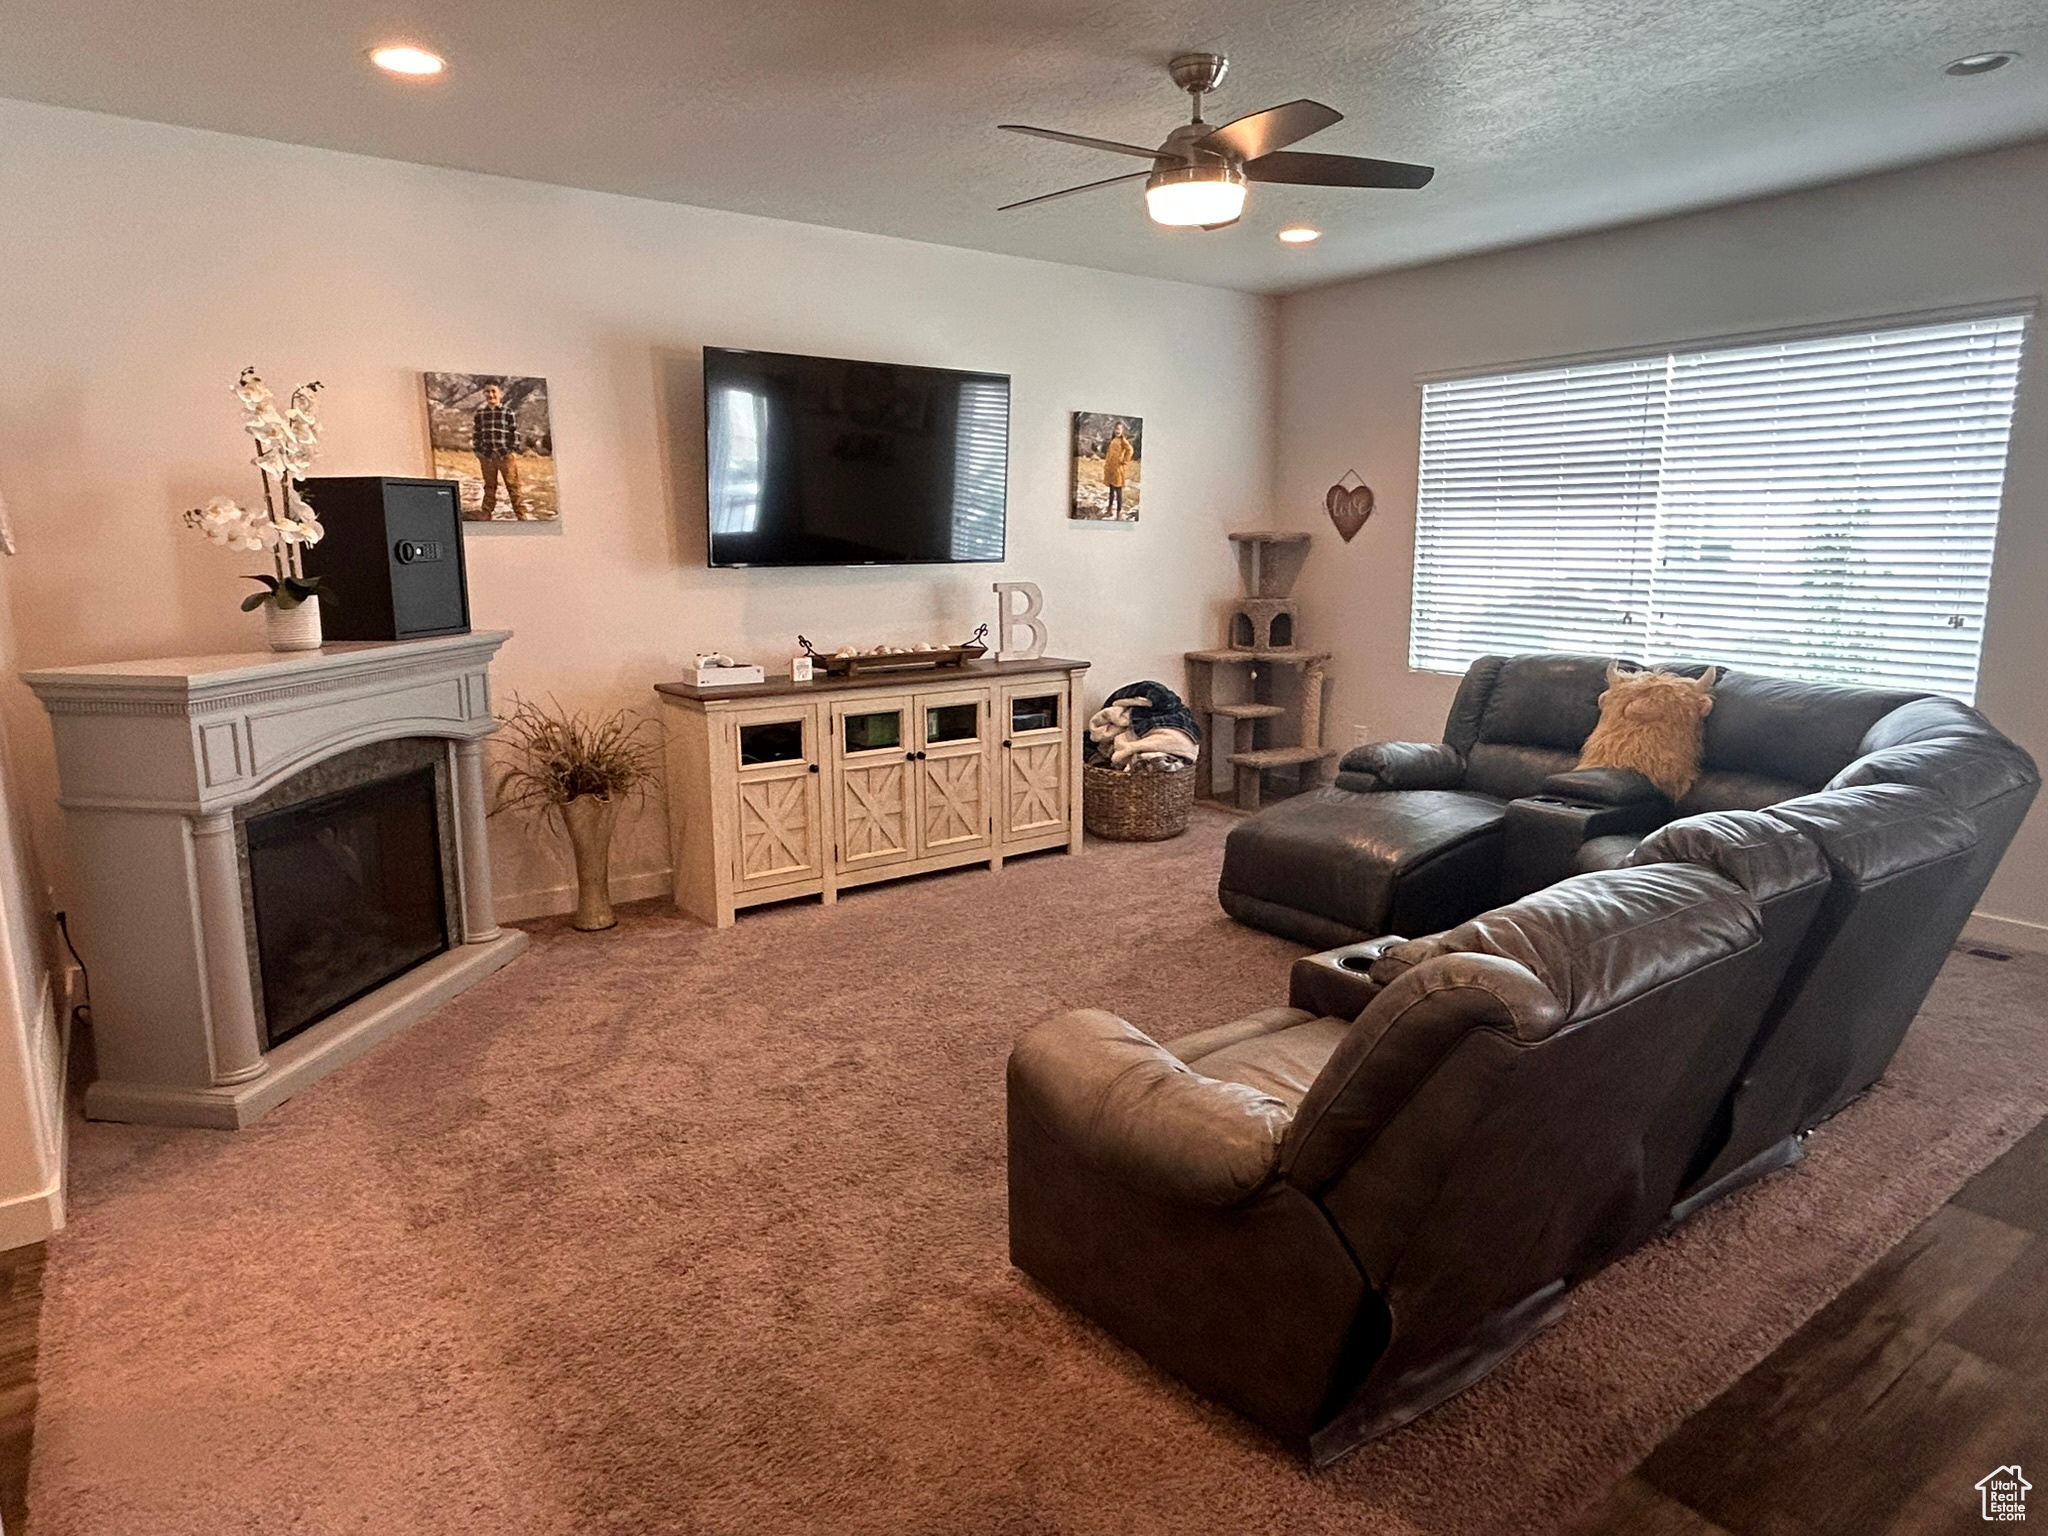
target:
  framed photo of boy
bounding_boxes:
[1070,412,1141,522]
[421,372,559,524]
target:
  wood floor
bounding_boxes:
[1569,1114,2048,1536]
[0,1242,44,1536]
[0,1122,2039,1533]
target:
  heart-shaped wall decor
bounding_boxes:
[1325,482,1374,542]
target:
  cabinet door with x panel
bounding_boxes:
[913,688,994,859]
[729,704,825,894]
[1000,682,1070,847]
[831,696,915,875]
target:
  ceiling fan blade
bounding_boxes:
[1196,99,1342,162]
[1245,151,1435,189]
[999,125,1163,162]
[997,169,1150,212]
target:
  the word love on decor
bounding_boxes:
[1324,470,1375,543]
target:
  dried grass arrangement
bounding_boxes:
[491,696,660,931]
[491,696,659,819]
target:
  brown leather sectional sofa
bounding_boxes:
[1006,656,2037,1464]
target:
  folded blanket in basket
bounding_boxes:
[1086,680,1201,769]
[1106,728,1200,769]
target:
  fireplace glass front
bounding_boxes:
[245,766,450,1048]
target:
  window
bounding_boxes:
[1411,312,2029,701]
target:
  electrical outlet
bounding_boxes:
[1351,723,1376,747]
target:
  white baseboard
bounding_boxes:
[495,868,672,925]
[1963,910,2048,956]
[0,1165,63,1251]
[1,969,69,1251]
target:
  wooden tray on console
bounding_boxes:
[798,630,989,678]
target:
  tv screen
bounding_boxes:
[703,347,1009,567]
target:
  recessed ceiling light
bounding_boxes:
[1945,51,2018,76]
[369,44,446,78]
[1277,226,1322,245]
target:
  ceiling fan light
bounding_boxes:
[1145,164,1247,227]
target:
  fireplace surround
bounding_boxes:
[25,632,526,1127]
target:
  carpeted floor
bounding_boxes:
[27,811,2048,1535]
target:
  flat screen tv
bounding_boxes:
[703,347,1010,567]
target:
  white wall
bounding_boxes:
[0,98,1276,922]
[1275,139,2048,946]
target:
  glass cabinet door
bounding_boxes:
[925,700,981,746]
[738,717,807,767]
[831,697,914,873]
[1008,693,1061,735]
[1000,683,1069,841]
[841,707,904,756]
[729,706,823,891]
[913,690,992,858]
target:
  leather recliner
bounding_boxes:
[1296,785,2003,1236]
[1290,774,2013,1229]
[1643,784,1984,1215]
[1009,829,1821,1464]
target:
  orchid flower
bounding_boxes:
[233,367,273,410]
[235,370,323,482]
[277,487,325,547]
[190,366,329,590]
[284,386,322,446]
[185,496,274,552]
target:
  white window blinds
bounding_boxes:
[1411,312,2029,701]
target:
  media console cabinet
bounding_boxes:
[655,657,1089,927]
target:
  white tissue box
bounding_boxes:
[690,663,765,687]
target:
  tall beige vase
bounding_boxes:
[561,794,619,931]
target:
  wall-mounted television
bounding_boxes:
[703,347,1009,568]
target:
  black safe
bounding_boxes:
[299,476,471,642]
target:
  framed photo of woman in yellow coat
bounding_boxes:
[1070,412,1142,522]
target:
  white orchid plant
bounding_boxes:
[181,367,337,613]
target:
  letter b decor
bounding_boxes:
[994,581,1047,661]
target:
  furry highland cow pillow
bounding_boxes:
[1576,663,1719,800]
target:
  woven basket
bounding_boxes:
[1083,761,1196,841]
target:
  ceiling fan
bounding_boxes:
[998,53,1433,231]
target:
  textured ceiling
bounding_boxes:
[1,0,2043,292]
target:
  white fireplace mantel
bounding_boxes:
[24,632,528,1128]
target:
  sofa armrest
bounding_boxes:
[1290,940,1407,1020]
[1540,767,1666,807]
[1335,740,1466,793]
[1498,790,1674,903]
[1008,1009,1290,1206]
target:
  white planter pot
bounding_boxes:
[264,597,323,652]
